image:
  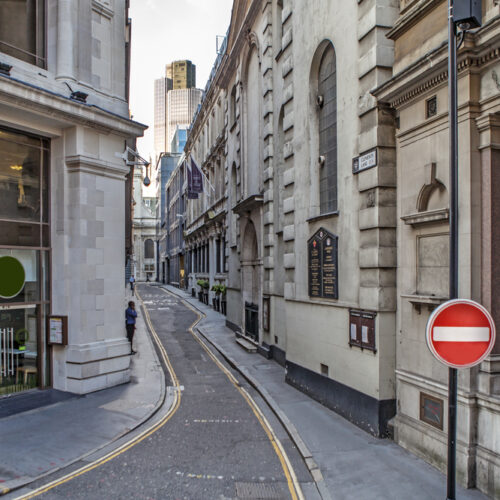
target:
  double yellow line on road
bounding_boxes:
[163,289,304,500]
[13,286,303,500]
[12,288,189,500]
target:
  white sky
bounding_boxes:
[129,0,234,161]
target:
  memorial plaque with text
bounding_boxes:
[308,234,322,297]
[322,235,338,299]
[308,228,338,300]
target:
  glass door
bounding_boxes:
[0,304,39,394]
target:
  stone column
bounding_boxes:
[56,0,76,82]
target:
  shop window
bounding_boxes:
[0,0,46,68]
[349,310,376,352]
[0,127,49,235]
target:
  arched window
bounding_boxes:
[245,47,260,195]
[317,43,337,214]
[144,239,154,259]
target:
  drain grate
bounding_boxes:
[235,482,285,499]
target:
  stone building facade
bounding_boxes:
[0,0,146,395]
[181,0,500,495]
[163,158,187,288]
[183,0,399,436]
[374,0,500,495]
[184,50,228,309]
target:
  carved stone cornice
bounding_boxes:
[0,74,146,138]
[66,155,129,180]
[374,39,500,109]
[387,0,444,41]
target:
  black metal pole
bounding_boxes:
[447,1,459,499]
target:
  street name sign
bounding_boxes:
[426,299,496,369]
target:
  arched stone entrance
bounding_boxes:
[241,219,260,341]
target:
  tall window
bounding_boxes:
[145,239,154,259]
[275,0,283,52]
[230,85,237,126]
[0,0,46,68]
[318,43,337,214]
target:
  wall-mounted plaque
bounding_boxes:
[420,392,443,430]
[352,148,377,174]
[47,315,68,346]
[349,310,376,351]
[308,228,338,299]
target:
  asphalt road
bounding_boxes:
[22,285,311,500]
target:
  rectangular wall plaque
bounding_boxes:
[308,228,338,300]
[47,316,68,346]
[352,148,377,174]
[420,392,444,430]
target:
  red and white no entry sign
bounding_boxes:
[426,299,496,369]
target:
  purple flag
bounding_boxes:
[186,159,198,199]
[190,157,203,194]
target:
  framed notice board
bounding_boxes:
[47,315,68,346]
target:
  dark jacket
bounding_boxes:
[125,307,137,325]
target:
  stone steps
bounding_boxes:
[235,336,258,353]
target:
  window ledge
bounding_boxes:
[401,294,448,314]
[349,341,377,354]
[307,211,339,223]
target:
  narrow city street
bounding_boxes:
[13,285,310,500]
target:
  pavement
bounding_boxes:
[0,289,165,496]
[0,282,490,499]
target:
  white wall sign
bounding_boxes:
[352,148,377,174]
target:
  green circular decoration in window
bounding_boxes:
[0,256,26,299]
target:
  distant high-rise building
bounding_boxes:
[166,60,196,90]
[154,60,201,159]
[154,77,172,156]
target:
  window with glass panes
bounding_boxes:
[318,44,337,214]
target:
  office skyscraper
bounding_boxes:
[154,60,202,159]
[167,60,196,89]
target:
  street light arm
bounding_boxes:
[115,147,151,186]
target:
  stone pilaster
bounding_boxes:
[357,0,398,312]
[261,1,275,297]
[280,0,296,300]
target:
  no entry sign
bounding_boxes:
[426,299,496,369]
